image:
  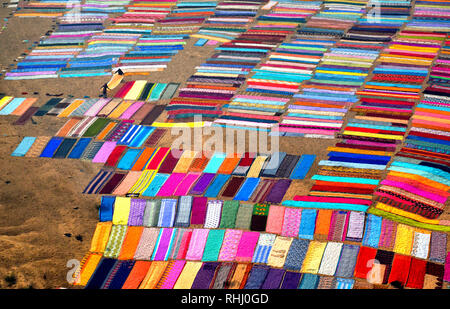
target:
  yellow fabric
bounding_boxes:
[172,150,198,173]
[107,73,124,90]
[393,224,414,255]
[267,236,293,268]
[124,80,147,100]
[57,99,84,118]
[89,222,113,253]
[75,252,102,286]
[0,96,13,111]
[192,34,230,43]
[152,122,206,128]
[173,261,202,289]
[343,130,403,140]
[128,170,157,194]
[301,241,327,274]
[112,197,131,225]
[327,146,393,156]
[246,155,268,177]
[108,100,134,118]
[139,261,169,289]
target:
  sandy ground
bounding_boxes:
[0,6,449,290]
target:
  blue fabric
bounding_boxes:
[107,260,135,289]
[85,258,117,289]
[298,209,317,240]
[68,138,92,159]
[39,137,63,158]
[362,214,382,248]
[11,136,36,157]
[204,174,230,198]
[117,148,143,170]
[291,154,316,179]
[141,173,170,197]
[99,196,116,222]
[128,126,154,148]
[233,178,260,201]
[298,273,319,289]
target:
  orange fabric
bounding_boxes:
[58,99,84,117]
[217,154,241,174]
[122,261,152,289]
[131,147,155,171]
[189,153,210,172]
[412,122,450,133]
[56,118,82,137]
[229,263,250,289]
[10,98,37,115]
[96,122,117,140]
[118,226,144,260]
[90,222,113,253]
[315,209,333,236]
[139,261,169,289]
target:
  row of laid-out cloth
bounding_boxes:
[74,225,450,289]
[79,155,314,202]
[13,133,316,180]
[14,0,131,17]
[0,86,177,123]
[77,258,360,289]
[96,195,450,261]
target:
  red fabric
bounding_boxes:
[405,258,427,289]
[354,246,378,279]
[145,147,170,170]
[105,145,128,167]
[388,254,412,285]
[114,81,135,98]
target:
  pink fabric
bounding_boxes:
[84,98,110,117]
[173,173,201,196]
[156,173,186,196]
[159,260,186,289]
[218,229,243,261]
[120,101,145,120]
[265,206,285,234]
[381,179,447,203]
[444,252,450,282]
[235,231,260,262]
[185,229,209,261]
[281,208,301,237]
[91,141,117,163]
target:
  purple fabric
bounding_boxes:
[280,271,301,289]
[264,179,292,204]
[152,228,174,261]
[127,199,147,226]
[191,262,220,289]
[261,268,285,289]
[189,173,216,195]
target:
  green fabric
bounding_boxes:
[219,200,240,228]
[252,203,270,216]
[82,118,111,138]
[103,224,127,258]
[202,229,226,262]
[234,204,253,230]
[143,200,161,227]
